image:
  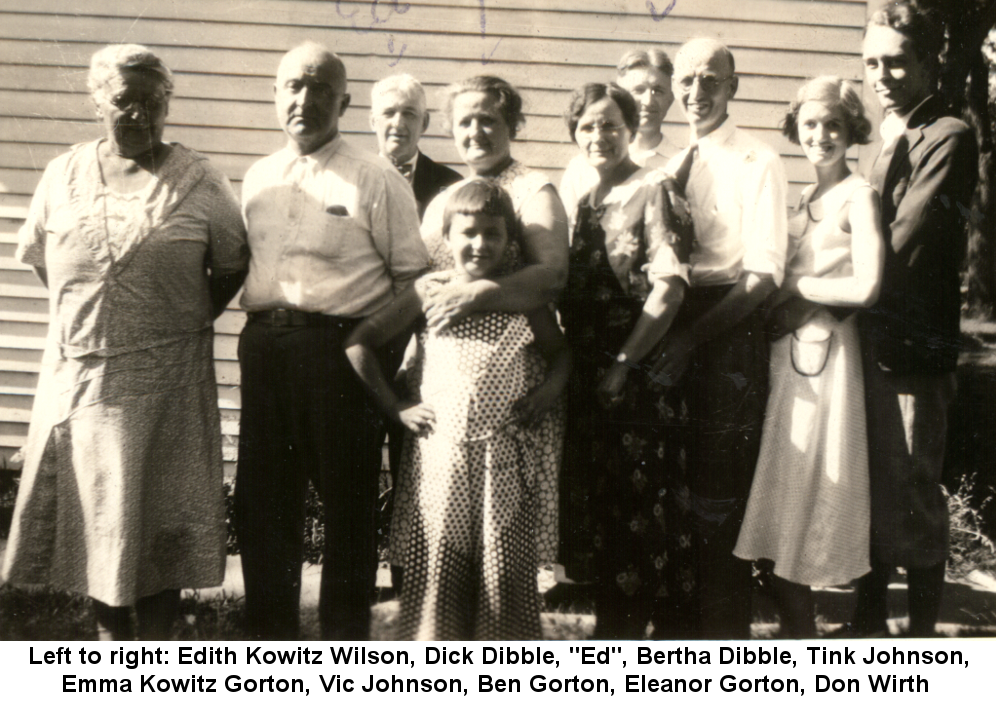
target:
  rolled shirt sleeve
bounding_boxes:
[370,164,431,293]
[739,148,788,286]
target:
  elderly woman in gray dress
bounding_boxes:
[1,44,248,640]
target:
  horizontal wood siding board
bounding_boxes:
[2,0,868,28]
[0,4,863,53]
[0,64,819,113]
[0,1,871,466]
[0,15,863,71]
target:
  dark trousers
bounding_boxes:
[852,362,955,636]
[661,285,769,640]
[235,318,383,640]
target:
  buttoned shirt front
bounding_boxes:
[240,135,428,317]
[666,120,788,287]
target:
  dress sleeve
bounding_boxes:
[419,185,457,272]
[16,157,61,268]
[200,164,249,275]
[643,175,691,286]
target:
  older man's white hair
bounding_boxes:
[370,74,427,115]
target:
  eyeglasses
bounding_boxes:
[576,122,625,136]
[675,75,731,95]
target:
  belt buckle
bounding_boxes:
[272,309,292,326]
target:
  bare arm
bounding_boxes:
[786,186,885,307]
[425,184,569,330]
[600,277,686,403]
[512,306,572,426]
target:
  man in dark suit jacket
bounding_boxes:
[848,1,978,637]
[370,74,462,219]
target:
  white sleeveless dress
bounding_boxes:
[734,174,872,586]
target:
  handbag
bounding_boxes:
[790,315,834,377]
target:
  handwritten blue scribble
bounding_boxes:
[477,1,502,64]
[387,35,408,67]
[647,0,677,22]
[336,0,410,33]
[481,37,503,65]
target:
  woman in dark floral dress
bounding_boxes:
[559,83,692,639]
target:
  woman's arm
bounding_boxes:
[345,285,429,429]
[786,186,884,307]
[599,277,686,405]
[209,270,247,320]
[512,307,572,427]
[425,184,569,330]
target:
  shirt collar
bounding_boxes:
[689,117,736,158]
[283,133,343,166]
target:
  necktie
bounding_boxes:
[673,143,698,193]
[396,162,414,184]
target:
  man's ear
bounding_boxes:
[340,93,352,115]
[728,75,739,99]
[422,112,431,132]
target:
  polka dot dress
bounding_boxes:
[391,271,551,640]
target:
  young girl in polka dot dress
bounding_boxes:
[346,180,571,640]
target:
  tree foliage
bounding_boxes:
[914,0,996,314]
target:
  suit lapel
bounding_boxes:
[411,151,431,204]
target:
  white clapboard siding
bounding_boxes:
[0,0,872,465]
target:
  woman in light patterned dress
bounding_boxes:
[346,180,570,639]
[419,76,570,571]
[733,76,884,638]
[558,83,693,639]
[1,44,247,640]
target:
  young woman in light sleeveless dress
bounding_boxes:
[734,77,885,638]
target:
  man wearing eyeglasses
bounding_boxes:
[651,37,788,639]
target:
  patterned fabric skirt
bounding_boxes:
[658,288,769,639]
[392,431,543,640]
[560,354,675,636]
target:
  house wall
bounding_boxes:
[0,0,870,467]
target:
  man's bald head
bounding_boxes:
[274,42,351,155]
[673,38,738,138]
[674,38,735,77]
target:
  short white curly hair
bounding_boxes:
[88,44,174,101]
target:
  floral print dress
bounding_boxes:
[558,167,691,636]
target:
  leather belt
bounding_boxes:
[247,309,358,328]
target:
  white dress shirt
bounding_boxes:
[665,120,788,287]
[240,135,428,317]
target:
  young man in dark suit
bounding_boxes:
[370,74,462,219]
[849,0,978,637]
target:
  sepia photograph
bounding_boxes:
[0,0,994,643]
